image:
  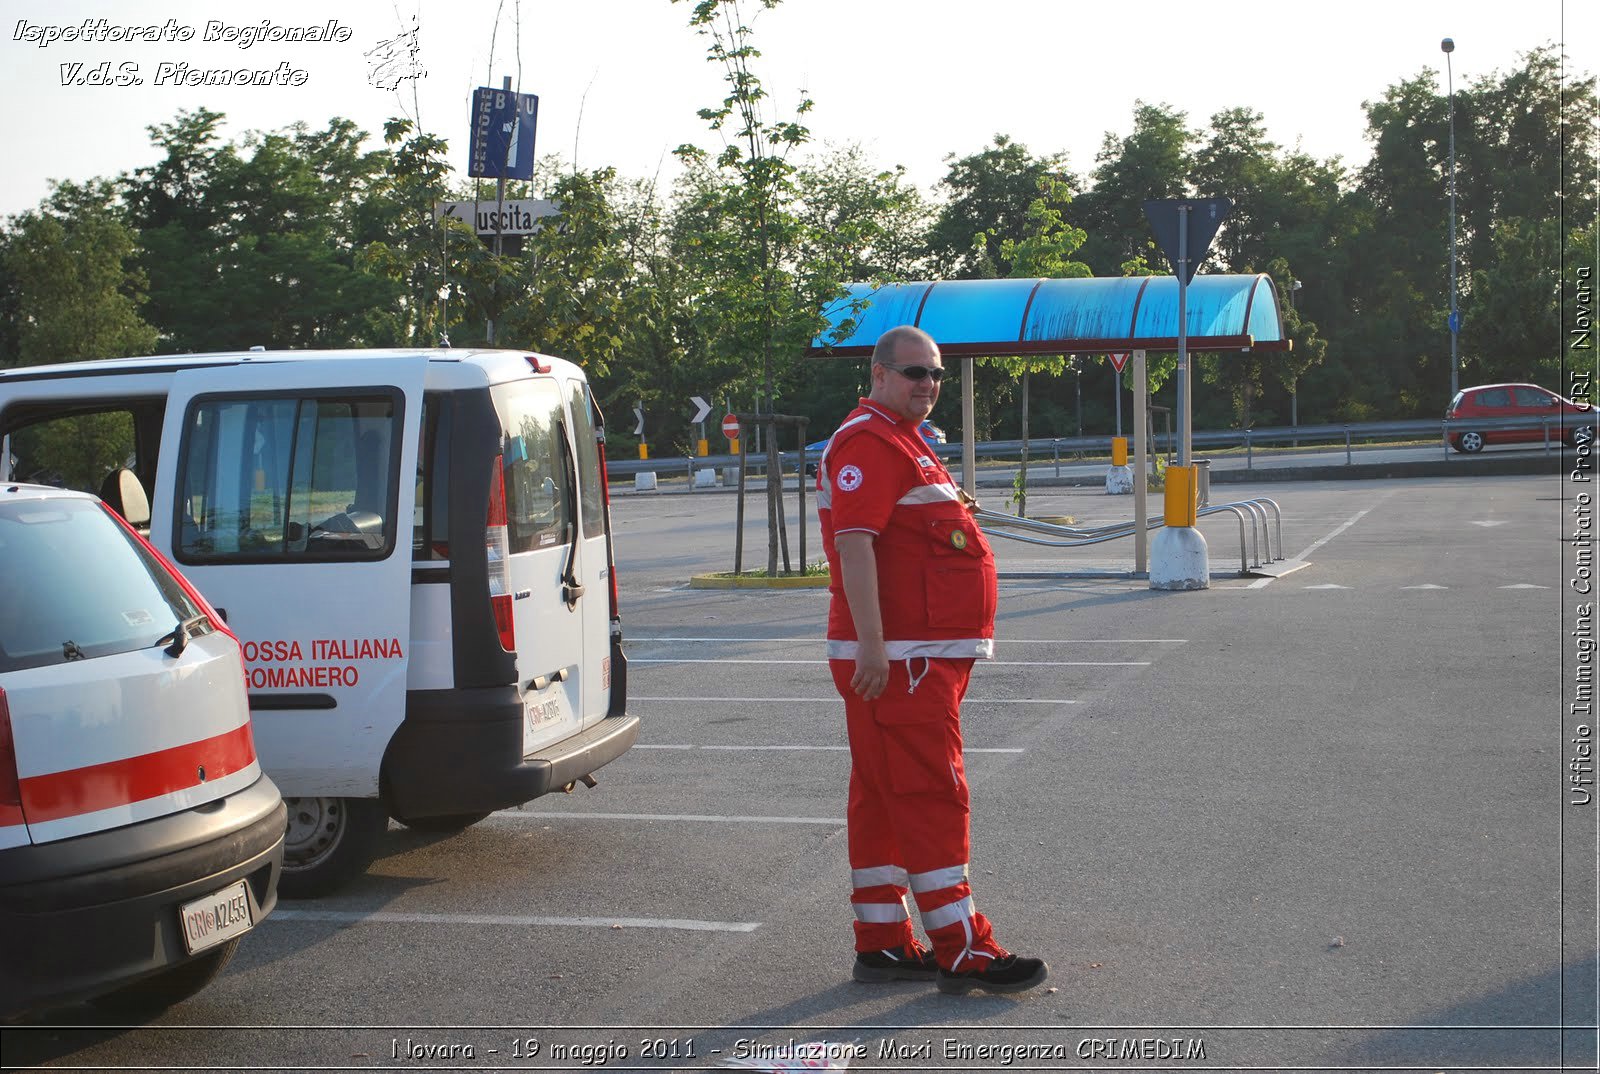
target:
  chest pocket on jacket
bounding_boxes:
[925,516,994,630]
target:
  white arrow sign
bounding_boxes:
[633,403,645,437]
[690,396,712,424]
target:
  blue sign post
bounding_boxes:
[468,86,538,181]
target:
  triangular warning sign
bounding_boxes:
[1143,198,1232,284]
[1108,352,1129,373]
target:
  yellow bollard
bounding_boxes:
[1163,465,1197,527]
[697,438,709,458]
[1111,437,1128,467]
[729,437,739,454]
[639,444,649,461]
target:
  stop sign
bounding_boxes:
[722,414,740,439]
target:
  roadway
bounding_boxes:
[4,469,1592,1073]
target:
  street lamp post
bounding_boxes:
[1442,37,1459,399]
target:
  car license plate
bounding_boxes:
[179,880,254,955]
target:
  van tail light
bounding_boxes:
[0,688,23,826]
[486,455,516,652]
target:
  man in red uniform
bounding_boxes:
[817,324,1048,995]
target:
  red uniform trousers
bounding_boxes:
[831,655,1006,972]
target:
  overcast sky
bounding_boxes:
[1,0,1593,218]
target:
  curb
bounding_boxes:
[689,572,831,590]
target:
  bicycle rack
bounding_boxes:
[976,495,1288,578]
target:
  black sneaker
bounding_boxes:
[852,943,939,982]
[936,953,1049,995]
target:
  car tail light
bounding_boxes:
[0,688,23,825]
[486,455,515,652]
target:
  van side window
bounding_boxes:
[413,393,450,560]
[177,393,399,563]
[567,383,605,537]
[490,379,570,552]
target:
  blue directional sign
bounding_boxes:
[468,87,539,180]
[1448,310,1462,334]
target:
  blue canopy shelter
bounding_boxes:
[806,274,1293,571]
[806,273,1290,357]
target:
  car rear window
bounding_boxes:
[0,498,204,673]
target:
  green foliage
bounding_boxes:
[929,135,1075,279]
[2,179,157,366]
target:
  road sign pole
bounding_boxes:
[1133,349,1149,575]
[1177,204,1190,467]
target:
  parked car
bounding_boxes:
[1446,383,1596,453]
[0,482,284,1018]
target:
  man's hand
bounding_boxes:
[851,637,890,700]
[957,487,981,511]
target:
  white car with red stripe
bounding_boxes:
[0,483,284,1018]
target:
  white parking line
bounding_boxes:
[629,637,1186,644]
[632,659,1147,666]
[632,696,1078,704]
[634,744,1025,753]
[270,909,760,933]
[494,810,846,825]
[1248,491,1398,589]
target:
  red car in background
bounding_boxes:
[1445,383,1596,453]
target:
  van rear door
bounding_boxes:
[564,380,615,730]
[149,359,427,798]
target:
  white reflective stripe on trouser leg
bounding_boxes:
[907,864,969,893]
[853,898,911,924]
[919,895,976,931]
[852,865,910,890]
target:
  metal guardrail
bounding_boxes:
[606,413,1594,480]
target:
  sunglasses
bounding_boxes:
[881,363,946,383]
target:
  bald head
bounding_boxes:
[871,325,938,368]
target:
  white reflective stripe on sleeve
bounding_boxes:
[818,480,832,510]
[919,895,976,931]
[907,864,969,893]
[852,865,910,890]
[853,898,911,924]
[896,482,961,506]
[827,639,995,661]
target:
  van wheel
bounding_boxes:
[1455,431,1484,454]
[279,796,388,898]
[91,939,239,1017]
[395,811,493,833]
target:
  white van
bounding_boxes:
[0,350,638,896]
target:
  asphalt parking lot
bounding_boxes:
[5,468,1593,1073]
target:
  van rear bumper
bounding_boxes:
[384,688,639,819]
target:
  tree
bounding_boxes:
[979,179,1092,516]
[1,179,159,487]
[1074,102,1195,275]
[927,135,1073,279]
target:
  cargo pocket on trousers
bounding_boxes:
[872,689,962,797]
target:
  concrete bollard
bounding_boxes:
[634,472,658,492]
[693,468,718,489]
[1105,465,1133,494]
[724,466,741,486]
[1150,465,1208,590]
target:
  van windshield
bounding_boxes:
[176,392,400,563]
[0,498,201,673]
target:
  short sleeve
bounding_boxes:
[825,432,914,537]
